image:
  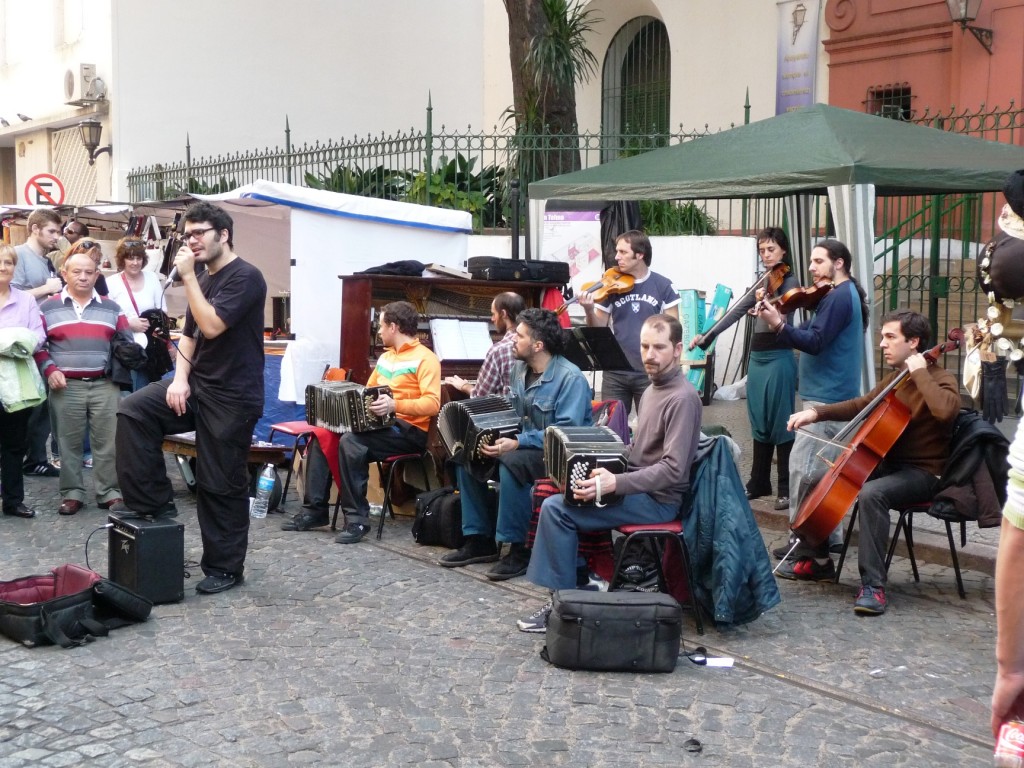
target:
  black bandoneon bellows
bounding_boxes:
[107,513,185,604]
[544,425,628,507]
[305,381,395,433]
[437,395,520,470]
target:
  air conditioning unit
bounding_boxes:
[64,63,105,105]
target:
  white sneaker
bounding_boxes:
[516,601,552,634]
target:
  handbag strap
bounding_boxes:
[120,272,141,316]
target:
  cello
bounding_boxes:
[790,329,963,547]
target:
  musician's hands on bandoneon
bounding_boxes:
[369,393,393,417]
[573,467,617,501]
[481,436,517,458]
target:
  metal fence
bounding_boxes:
[127,100,1024,388]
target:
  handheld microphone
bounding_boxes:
[165,266,178,286]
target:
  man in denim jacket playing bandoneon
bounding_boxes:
[439,308,592,581]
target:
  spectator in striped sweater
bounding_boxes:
[34,252,129,516]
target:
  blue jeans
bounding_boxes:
[527,491,677,591]
[456,456,537,544]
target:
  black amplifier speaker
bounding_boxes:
[108,513,185,604]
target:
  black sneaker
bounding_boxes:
[516,601,552,633]
[195,573,243,594]
[772,534,799,560]
[439,535,499,568]
[485,543,531,581]
[281,510,330,531]
[23,462,59,478]
[335,522,370,544]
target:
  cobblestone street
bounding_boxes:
[0,400,1004,766]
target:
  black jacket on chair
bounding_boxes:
[930,408,1009,528]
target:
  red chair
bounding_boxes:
[609,520,704,635]
[330,450,435,540]
[268,367,350,504]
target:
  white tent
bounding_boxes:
[192,180,473,357]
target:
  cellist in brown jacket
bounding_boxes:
[779,309,960,616]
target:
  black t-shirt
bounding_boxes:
[181,257,266,411]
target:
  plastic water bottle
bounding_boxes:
[250,464,276,519]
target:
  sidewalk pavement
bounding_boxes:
[0,398,1004,766]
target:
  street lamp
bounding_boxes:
[792,3,807,45]
[945,0,993,55]
[78,118,112,165]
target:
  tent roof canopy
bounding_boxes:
[529,103,1024,201]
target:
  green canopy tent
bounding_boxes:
[528,103,1024,389]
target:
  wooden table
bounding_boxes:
[162,432,289,494]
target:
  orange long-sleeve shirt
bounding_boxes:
[367,338,441,433]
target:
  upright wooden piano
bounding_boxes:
[338,274,564,383]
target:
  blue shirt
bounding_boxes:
[596,270,679,371]
[508,354,592,449]
[777,280,864,404]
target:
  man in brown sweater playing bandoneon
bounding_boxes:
[517,313,703,633]
[779,309,960,616]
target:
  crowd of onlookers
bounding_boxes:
[0,208,170,519]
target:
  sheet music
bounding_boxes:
[429,319,493,361]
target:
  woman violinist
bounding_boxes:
[780,310,960,616]
[689,227,800,510]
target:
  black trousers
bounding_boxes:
[338,420,427,526]
[116,380,259,578]
[0,405,30,508]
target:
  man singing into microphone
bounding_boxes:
[116,202,267,595]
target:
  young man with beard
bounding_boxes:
[782,310,959,615]
[518,313,702,632]
[756,239,868,569]
[579,230,679,416]
[439,308,592,581]
[116,202,267,595]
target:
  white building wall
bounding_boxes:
[1,0,827,203]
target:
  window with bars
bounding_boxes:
[866,84,913,121]
[601,17,671,162]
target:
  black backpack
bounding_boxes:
[412,487,465,550]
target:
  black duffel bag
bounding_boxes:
[541,589,683,673]
[412,486,465,550]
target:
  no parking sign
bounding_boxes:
[24,173,66,206]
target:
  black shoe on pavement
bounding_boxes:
[439,535,499,568]
[772,534,799,560]
[335,522,370,544]
[281,510,330,531]
[486,543,531,581]
[3,503,36,519]
[774,496,790,511]
[195,573,243,594]
[24,462,59,478]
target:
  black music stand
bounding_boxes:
[562,327,632,374]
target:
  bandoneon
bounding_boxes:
[438,395,520,469]
[544,426,628,507]
[305,381,395,433]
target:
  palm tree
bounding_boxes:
[505,0,601,178]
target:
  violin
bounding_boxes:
[694,263,790,350]
[757,279,834,315]
[556,268,635,315]
[790,329,964,546]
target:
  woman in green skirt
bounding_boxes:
[689,227,798,510]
